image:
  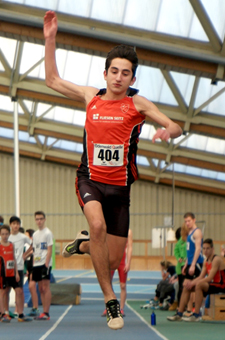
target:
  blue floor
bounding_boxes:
[53,269,159,300]
[2,270,165,340]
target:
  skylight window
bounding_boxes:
[0,127,14,139]
[136,155,149,166]
[19,131,36,143]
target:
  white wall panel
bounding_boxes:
[0,153,225,256]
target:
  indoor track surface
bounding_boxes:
[1,270,223,340]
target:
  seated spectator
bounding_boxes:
[182,238,225,322]
[168,238,225,322]
[151,260,177,310]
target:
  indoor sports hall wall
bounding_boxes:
[1,152,225,258]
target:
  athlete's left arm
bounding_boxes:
[23,244,33,261]
[133,95,182,141]
[45,245,52,268]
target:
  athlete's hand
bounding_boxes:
[16,272,20,282]
[124,264,130,273]
[184,280,193,290]
[41,265,49,278]
[188,264,195,276]
[182,265,187,275]
[43,11,58,40]
[152,128,170,143]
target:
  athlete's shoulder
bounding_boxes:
[211,255,223,270]
[193,227,202,237]
[132,93,158,116]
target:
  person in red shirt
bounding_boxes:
[179,238,225,322]
[44,10,182,330]
[0,225,32,323]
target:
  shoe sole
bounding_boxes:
[182,318,200,322]
[107,317,124,330]
[62,231,89,257]
[167,318,182,321]
[18,319,32,322]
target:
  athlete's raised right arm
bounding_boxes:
[44,11,97,104]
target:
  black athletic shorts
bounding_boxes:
[76,176,130,238]
[32,265,51,282]
[3,276,20,289]
[203,283,225,297]
[185,263,203,280]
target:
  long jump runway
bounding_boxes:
[1,270,164,340]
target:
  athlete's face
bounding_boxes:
[203,243,213,258]
[184,216,195,230]
[104,58,136,95]
[0,229,9,243]
[35,214,46,230]
[10,221,20,234]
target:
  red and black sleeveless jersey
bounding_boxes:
[206,255,225,284]
[0,242,15,277]
[77,90,145,186]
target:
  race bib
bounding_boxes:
[6,260,14,269]
[93,143,124,166]
[34,256,41,263]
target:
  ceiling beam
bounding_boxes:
[0,13,223,80]
[189,0,222,52]
[0,124,224,173]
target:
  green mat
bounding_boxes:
[127,300,225,340]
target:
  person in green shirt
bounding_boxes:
[174,223,188,306]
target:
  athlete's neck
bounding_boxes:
[102,89,127,101]
[0,241,10,246]
[188,225,197,234]
[207,253,215,263]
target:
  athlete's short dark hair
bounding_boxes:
[183,212,195,219]
[9,215,21,224]
[105,45,138,79]
[0,224,10,234]
[203,238,213,248]
[34,211,46,219]
[26,229,35,238]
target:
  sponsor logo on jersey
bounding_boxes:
[93,113,124,122]
[93,113,99,120]
[120,103,129,113]
[91,105,97,110]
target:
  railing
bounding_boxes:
[55,239,225,257]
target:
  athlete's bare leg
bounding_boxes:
[178,280,193,313]
[0,289,5,314]
[194,281,209,314]
[38,280,51,313]
[14,287,24,314]
[119,282,127,310]
[83,200,127,303]
[29,276,39,309]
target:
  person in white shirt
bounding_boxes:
[32,211,53,321]
[5,216,32,322]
